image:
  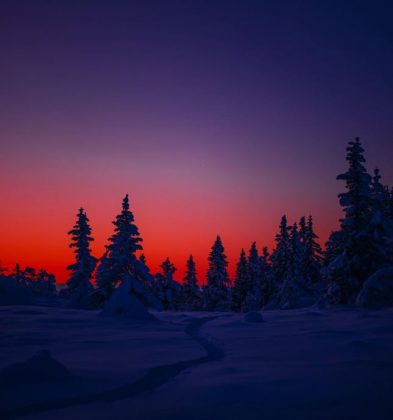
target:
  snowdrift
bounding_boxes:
[357,267,393,308]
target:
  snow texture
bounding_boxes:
[244,311,264,323]
[356,267,393,308]
[1,306,393,419]
[0,350,71,386]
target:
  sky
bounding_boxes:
[1,0,393,283]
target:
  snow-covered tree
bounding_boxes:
[62,208,97,307]
[136,254,163,310]
[96,194,143,297]
[154,258,182,310]
[326,139,393,304]
[244,242,264,310]
[271,216,291,282]
[94,194,161,313]
[324,230,344,266]
[270,215,291,302]
[370,169,393,245]
[231,249,251,312]
[277,223,315,309]
[181,255,202,310]
[260,246,273,305]
[204,236,230,311]
[299,215,322,284]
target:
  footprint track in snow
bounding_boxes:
[1,315,225,419]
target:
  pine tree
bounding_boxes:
[326,139,392,304]
[299,215,322,283]
[62,208,97,306]
[244,242,263,310]
[155,257,181,310]
[96,194,143,298]
[270,215,291,299]
[278,223,314,309]
[182,255,202,310]
[289,223,301,273]
[369,168,393,263]
[231,249,251,312]
[260,246,273,305]
[324,230,344,266]
[204,235,230,311]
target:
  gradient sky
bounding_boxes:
[1,0,393,283]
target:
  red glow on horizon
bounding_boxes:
[0,185,340,285]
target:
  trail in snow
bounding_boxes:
[1,316,225,419]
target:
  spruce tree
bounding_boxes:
[155,257,181,310]
[204,235,230,311]
[324,230,344,266]
[245,242,263,310]
[285,223,303,280]
[260,246,272,305]
[299,215,322,283]
[270,215,291,296]
[326,138,392,304]
[63,208,97,306]
[369,169,393,263]
[278,223,314,309]
[231,249,251,312]
[182,255,202,310]
[96,194,143,298]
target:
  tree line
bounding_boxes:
[1,138,393,310]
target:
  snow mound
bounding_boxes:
[244,311,264,323]
[101,275,156,320]
[0,350,71,385]
[356,267,393,309]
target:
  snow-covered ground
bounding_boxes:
[1,306,393,419]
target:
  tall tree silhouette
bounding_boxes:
[326,139,392,304]
[182,255,202,310]
[204,236,230,311]
[231,249,251,312]
[270,215,291,299]
[96,194,143,297]
[299,215,322,283]
[276,223,315,309]
[245,242,264,310]
[63,208,97,306]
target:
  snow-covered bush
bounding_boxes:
[356,267,393,308]
[101,274,155,320]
